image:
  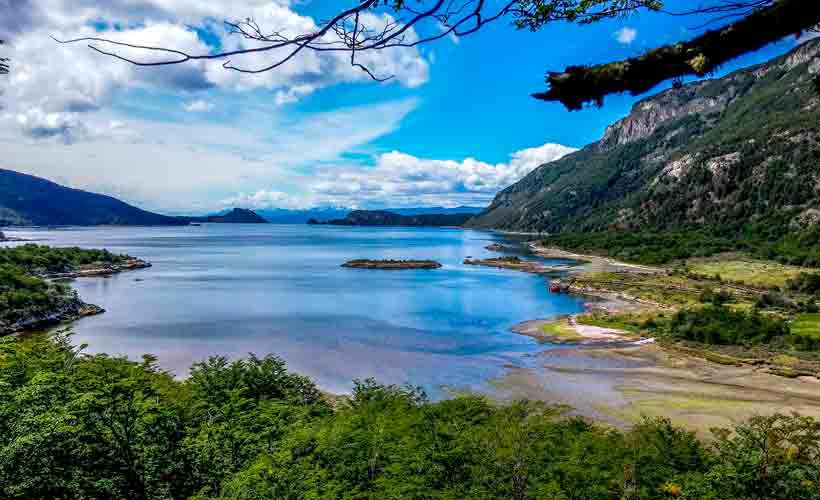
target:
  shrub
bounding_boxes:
[664,305,789,346]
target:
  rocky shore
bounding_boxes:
[2,295,105,335]
[484,243,506,252]
[2,254,152,337]
[44,258,152,279]
[464,256,570,274]
[342,259,442,270]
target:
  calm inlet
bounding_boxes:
[9,224,587,396]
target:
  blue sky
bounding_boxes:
[0,0,805,213]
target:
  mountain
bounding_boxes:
[0,169,184,226]
[183,208,268,224]
[388,206,483,216]
[311,210,473,227]
[256,208,349,224]
[467,39,820,239]
[255,206,482,224]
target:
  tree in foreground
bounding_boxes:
[57,0,820,109]
[2,331,820,499]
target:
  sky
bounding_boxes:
[0,0,810,214]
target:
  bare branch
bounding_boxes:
[52,0,817,105]
[0,39,8,75]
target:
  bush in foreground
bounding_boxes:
[1,333,819,500]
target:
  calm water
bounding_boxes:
[5,225,586,396]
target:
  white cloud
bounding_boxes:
[0,1,433,212]
[615,27,637,45]
[2,0,429,142]
[306,142,577,208]
[0,98,419,213]
[183,100,214,112]
[220,190,308,210]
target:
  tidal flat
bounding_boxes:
[489,344,820,435]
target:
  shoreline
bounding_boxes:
[4,257,152,337]
[489,240,820,433]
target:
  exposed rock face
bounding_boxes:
[0,292,104,335]
[599,84,732,150]
[468,38,820,234]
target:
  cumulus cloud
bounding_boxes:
[0,98,419,213]
[306,143,577,208]
[220,190,307,210]
[2,0,429,145]
[614,27,637,45]
[183,100,214,112]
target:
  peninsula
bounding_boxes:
[0,244,151,335]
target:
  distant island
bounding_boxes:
[310,210,473,227]
[179,208,268,224]
[341,259,442,270]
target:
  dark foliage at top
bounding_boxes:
[789,273,820,295]
[0,169,184,226]
[2,332,820,500]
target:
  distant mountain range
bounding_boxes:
[310,210,474,227]
[179,208,268,224]
[0,169,483,227]
[0,169,184,226]
[256,206,482,224]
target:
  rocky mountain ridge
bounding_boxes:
[467,38,820,235]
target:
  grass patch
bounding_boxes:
[576,311,662,334]
[792,313,820,341]
[687,257,809,289]
[539,321,584,342]
[568,271,709,307]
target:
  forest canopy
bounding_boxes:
[1,331,820,500]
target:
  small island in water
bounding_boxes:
[342,259,442,270]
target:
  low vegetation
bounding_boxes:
[0,244,128,275]
[538,320,584,342]
[0,264,75,327]
[662,305,790,346]
[788,272,820,295]
[792,313,820,351]
[2,332,820,500]
[0,245,140,334]
[688,258,810,290]
[543,225,820,267]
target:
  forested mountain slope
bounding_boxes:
[0,169,184,226]
[468,39,820,248]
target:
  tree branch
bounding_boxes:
[535,0,820,110]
